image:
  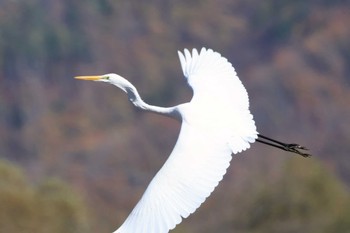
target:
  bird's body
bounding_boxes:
[75,48,310,233]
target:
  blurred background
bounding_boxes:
[0,0,349,232]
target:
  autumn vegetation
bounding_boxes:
[0,0,349,232]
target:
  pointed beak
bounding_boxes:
[74,75,102,81]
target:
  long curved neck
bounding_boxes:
[112,80,181,121]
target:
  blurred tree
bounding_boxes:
[230,158,350,233]
[0,159,89,233]
[0,0,349,232]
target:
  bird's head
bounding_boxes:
[75,73,134,94]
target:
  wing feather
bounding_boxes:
[179,48,258,153]
[114,48,258,233]
[115,123,232,233]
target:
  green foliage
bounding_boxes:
[0,160,89,233]
[233,159,350,233]
[0,0,90,75]
[250,0,310,44]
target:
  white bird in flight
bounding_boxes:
[75,48,310,233]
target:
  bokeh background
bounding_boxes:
[0,0,349,232]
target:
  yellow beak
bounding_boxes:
[74,75,102,81]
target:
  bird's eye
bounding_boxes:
[104,76,110,80]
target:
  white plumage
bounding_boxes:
[75,48,310,233]
[114,48,258,233]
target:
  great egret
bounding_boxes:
[75,48,310,233]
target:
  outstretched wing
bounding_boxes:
[178,48,257,153]
[114,48,257,233]
[115,122,232,233]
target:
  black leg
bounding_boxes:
[256,134,311,157]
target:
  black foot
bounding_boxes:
[257,134,312,158]
[284,144,312,157]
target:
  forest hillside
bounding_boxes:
[0,0,349,232]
